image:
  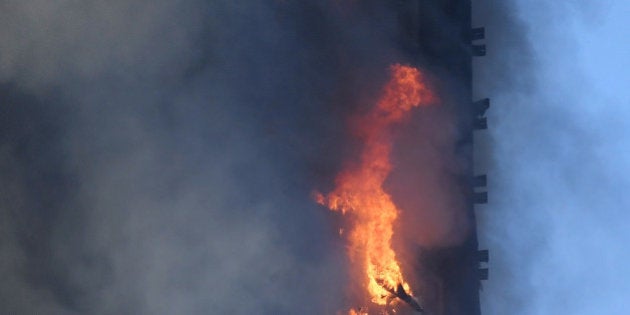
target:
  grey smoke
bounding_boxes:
[0,2,359,314]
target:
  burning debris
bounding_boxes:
[377,279,425,313]
[316,64,436,314]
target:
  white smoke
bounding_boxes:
[474,1,630,314]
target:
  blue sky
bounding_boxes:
[478,1,630,314]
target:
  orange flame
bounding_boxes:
[317,64,435,310]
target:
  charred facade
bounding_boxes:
[395,1,488,315]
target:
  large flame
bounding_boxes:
[317,64,435,311]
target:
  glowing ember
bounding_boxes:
[316,64,435,311]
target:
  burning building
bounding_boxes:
[316,1,490,314]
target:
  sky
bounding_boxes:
[0,1,629,315]
[475,1,630,314]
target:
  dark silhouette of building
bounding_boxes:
[395,1,489,314]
